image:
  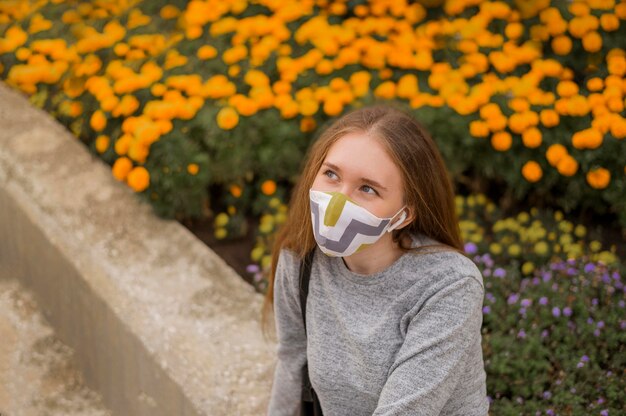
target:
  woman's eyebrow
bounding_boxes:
[322,162,389,192]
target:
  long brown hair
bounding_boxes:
[260,102,466,339]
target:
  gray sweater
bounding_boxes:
[267,232,490,416]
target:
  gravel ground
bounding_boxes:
[0,277,111,416]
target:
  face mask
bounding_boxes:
[309,189,408,257]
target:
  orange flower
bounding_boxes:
[469,120,489,138]
[522,161,543,183]
[323,96,344,116]
[491,131,512,151]
[217,107,239,130]
[187,163,199,175]
[95,135,109,153]
[572,128,603,150]
[540,109,560,128]
[600,14,619,32]
[261,180,276,196]
[127,166,150,192]
[551,35,572,55]
[505,22,523,40]
[546,143,568,166]
[230,185,242,198]
[90,109,107,132]
[112,157,133,181]
[582,31,602,53]
[197,45,218,60]
[557,80,578,98]
[300,116,317,133]
[586,167,610,189]
[586,77,603,92]
[556,155,579,176]
[522,127,542,148]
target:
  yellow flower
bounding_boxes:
[521,261,535,275]
[214,213,229,227]
[534,241,549,256]
[214,228,227,239]
[217,107,239,130]
[508,244,522,257]
[489,243,502,255]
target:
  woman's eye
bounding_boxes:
[361,185,378,195]
[323,169,338,180]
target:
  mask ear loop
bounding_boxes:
[386,208,407,233]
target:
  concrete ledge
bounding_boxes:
[0,82,275,415]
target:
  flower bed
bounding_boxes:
[1,0,625,413]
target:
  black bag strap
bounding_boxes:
[298,248,324,415]
[299,249,315,334]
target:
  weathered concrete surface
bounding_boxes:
[0,82,276,415]
[0,276,112,416]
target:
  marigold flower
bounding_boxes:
[187,163,199,175]
[557,80,578,98]
[261,180,277,196]
[112,156,133,181]
[90,109,107,132]
[600,14,619,32]
[522,127,542,148]
[540,109,560,128]
[469,120,489,138]
[522,160,543,182]
[217,106,239,130]
[127,166,150,192]
[197,45,218,60]
[546,143,568,166]
[582,31,602,53]
[95,135,109,154]
[586,167,610,189]
[551,35,572,55]
[572,128,603,150]
[556,155,579,176]
[491,131,512,151]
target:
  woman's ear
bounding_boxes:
[397,207,414,229]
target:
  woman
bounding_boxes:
[263,103,489,415]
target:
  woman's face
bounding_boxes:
[311,132,407,221]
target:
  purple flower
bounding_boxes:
[587,317,594,324]
[493,268,506,278]
[539,296,548,305]
[465,242,478,255]
[508,293,520,305]
[600,410,608,416]
[597,397,605,404]
[612,271,621,281]
[594,329,601,337]
[546,410,555,416]
[521,298,532,307]
[581,355,589,362]
[246,264,260,273]
[542,271,552,282]
[597,321,605,328]
[542,391,552,400]
[563,306,572,317]
[517,329,526,338]
[607,371,613,376]
[602,274,611,284]
[552,307,561,317]
[483,268,492,277]
[486,292,495,302]
[584,263,596,273]
[482,306,491,314]
[620,321,626,330]
[541,329,549,338]
[592,298,599,306]
[577,362,584,368]
[519,307,526,315]
[567,267,578,276]
[532,277,540,286]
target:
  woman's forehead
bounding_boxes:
[323,133,402,186]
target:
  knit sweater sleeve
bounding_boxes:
[267,249,307,416]
[372,275,486,416]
